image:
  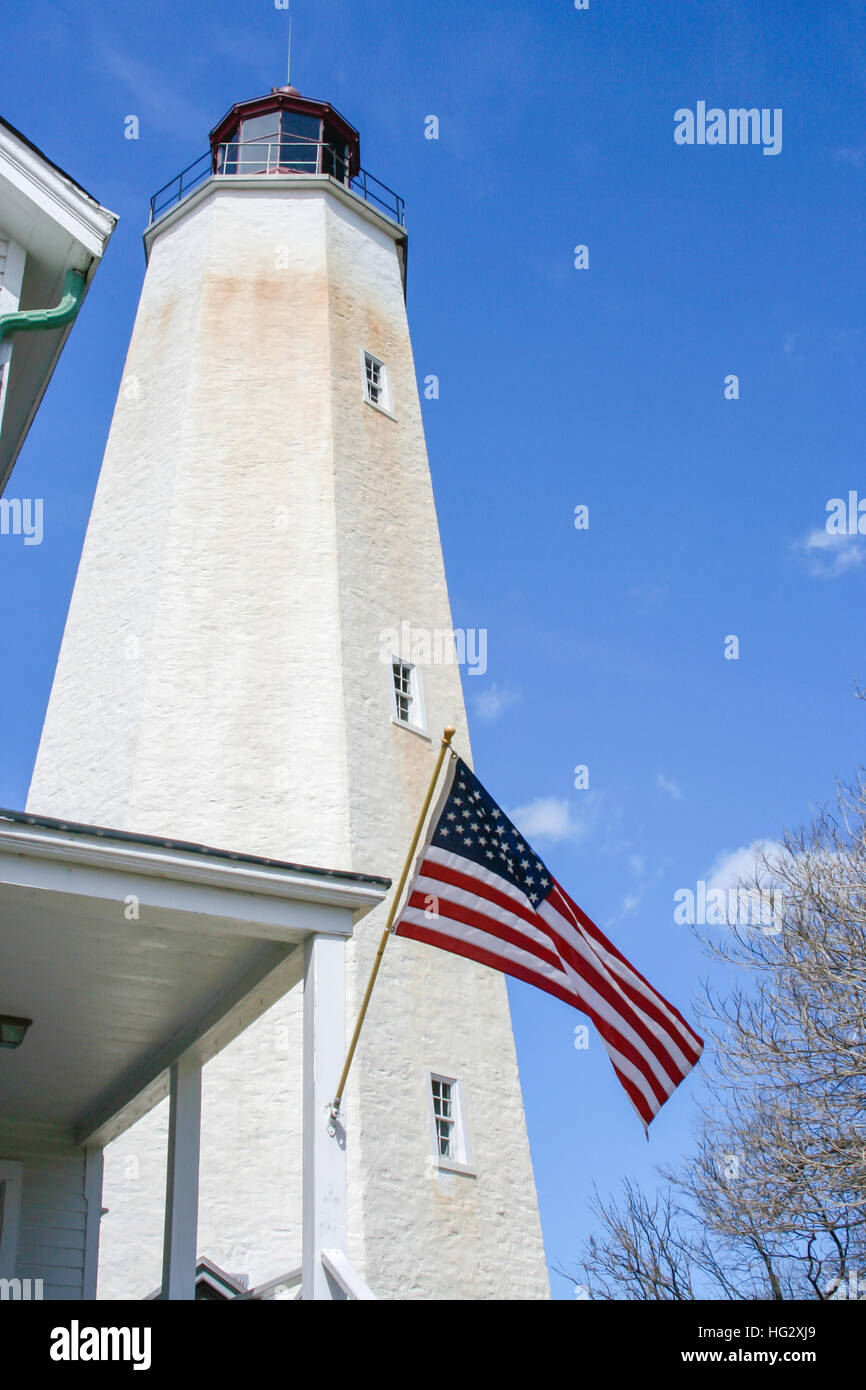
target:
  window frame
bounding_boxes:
[426,1072,474,1175]
[0,1160,24,1278]
[361,349,396,420]
[389,655,428,739]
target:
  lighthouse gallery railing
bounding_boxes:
[148,137,405,228]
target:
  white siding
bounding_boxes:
[0,1122,90,1300]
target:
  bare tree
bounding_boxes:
[559,1179,748,1301]
[569,771,866,1300]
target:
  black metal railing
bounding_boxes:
[148,139,405,227]
[149,149,213,222]
[348,167,405,226]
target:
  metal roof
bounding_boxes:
[0,805,391,889]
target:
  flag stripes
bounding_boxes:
[395,756,702,1129]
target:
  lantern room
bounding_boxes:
[209,86,361,183]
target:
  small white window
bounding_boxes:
[391,657,427,735]
[427,1073,473,1173]
[0,1161,24,1278]
[431,1077,455,1157]
[362,350,393,415]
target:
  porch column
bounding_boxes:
[161,1053,202,1300]
[302,933,347,1300]
[82,1147,104,1299]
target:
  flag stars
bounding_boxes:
[435,761,556,908]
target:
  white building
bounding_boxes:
[24,83,550,1299]
[0,117,116,491]
[0,808,387,1301]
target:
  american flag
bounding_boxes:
[395,756,703,1130]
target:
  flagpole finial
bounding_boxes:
[442,726,456,746]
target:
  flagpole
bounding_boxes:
[329,725,457,1125]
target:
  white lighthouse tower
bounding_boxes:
[27,83,550,1300]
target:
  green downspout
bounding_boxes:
[0,268,87,343]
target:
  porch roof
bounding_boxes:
[0,810,388,1147]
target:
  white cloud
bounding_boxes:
[705,839,783,890]
[657,772,684,801]
[796,528,866,578]
[472,683,521,722]
[629,854,645,876]
[509,794,598,845]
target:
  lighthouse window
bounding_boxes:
[365,353,383,405]
[392,658,413,723]
[322,123,349,183]
[237,114,281,174]
[363,351,393,415]
[427,1075,473,1172]
[391,658,427,735]
[432,1078,454,1157]
[280,111,322,173]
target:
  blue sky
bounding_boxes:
[1,0,864,1297]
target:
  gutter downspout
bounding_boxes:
[0,268,87,343]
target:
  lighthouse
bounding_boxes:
[27,83,549,1299]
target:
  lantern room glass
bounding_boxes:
[217,110,326,176]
